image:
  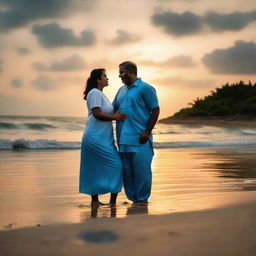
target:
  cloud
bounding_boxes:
[0,59,3,73]
[16,47,30,55]
[31,62,47,71]
[202,41,256,74]
[155,0,198,2]
[47,55,87,71]
[151,11,203,36]
[32,23,96,48]
[0,0,95,33]
[31,75,58,90]
[152,76,216,88]
[11,79,23,88]
[204,11,256,32]
[31,74,81,90]
[139,55,196,68]
[32,54,86,72]
[108,30,142,45]
[151,10,256,36]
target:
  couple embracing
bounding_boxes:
[79,61,160,207]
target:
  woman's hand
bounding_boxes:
[113,111,127,121]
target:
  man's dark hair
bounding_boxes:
[119,61,137,75]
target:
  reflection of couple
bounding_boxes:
[79,61,160,207]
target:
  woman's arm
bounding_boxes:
[92,107,127,121]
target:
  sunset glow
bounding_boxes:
[0,0,256,118]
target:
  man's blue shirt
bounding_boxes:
[113,78,159,146]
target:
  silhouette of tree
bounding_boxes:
[173,81,256,117]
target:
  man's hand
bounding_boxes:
[139,131,150,144]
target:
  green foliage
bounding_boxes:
[174,81,256,117]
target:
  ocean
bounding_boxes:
[1,115,256,150]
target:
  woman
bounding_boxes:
[79,68,126,207]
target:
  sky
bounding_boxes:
[0,0,256,118]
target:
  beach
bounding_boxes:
[1,0,256,253]
[1,147,256,231]
[1,116,256,255]
[1,146,256,256]
[1,202,256,256]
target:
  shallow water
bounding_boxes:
[0,147,256,230]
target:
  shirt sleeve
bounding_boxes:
[87,89,103,110]
[112,95,118,112]
[112,87,122,112]
[143,84,159,110]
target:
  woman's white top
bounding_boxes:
[84,88,114,143]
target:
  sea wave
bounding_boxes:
[0,139,81,150]
[0,122,57,130]
[0,121,84,131]
[0,122,19,129]
[240,129,256,135]
[1,139,256,150]
[24,123,57,130]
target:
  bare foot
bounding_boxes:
[91,201,105,207]
[108,202,116,207]
[133,201,148,206]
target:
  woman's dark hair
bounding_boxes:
[83,68,105,100]
[119,61,137,75]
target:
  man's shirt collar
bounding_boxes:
[126,78,141,88]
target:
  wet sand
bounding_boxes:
[0,147,256,230]
[1,202,256,256]
[1,147,256,255]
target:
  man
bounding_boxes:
[113,61,160,203]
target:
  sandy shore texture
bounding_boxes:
[1,147,256,230]
[1,147,256,255]
[159,116,256,128]
[1,202,256,256]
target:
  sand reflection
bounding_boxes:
[0,147,256,230]
[197,148,256,191]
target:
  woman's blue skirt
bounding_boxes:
[79,135,122,195]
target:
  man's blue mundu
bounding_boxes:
[113,78,159,202]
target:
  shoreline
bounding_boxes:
[1,146,256,256]
[159,116,256,128]
[1,147,256,231]
[1,202,256,256]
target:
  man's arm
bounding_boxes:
[139,107,160,144]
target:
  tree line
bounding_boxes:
[173,81,256,117]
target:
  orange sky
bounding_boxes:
[0,0,256,118]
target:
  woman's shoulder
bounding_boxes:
[87,88,103,97]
